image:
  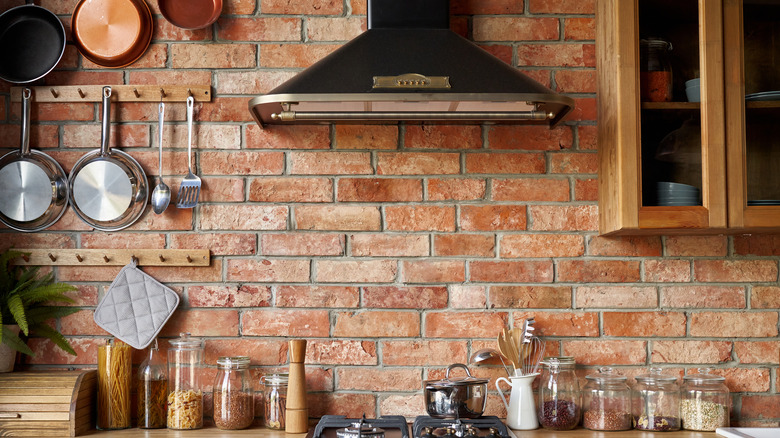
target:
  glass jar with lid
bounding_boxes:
[582,367,632,431]
[537,357,580,430]
[167,332,204,429]
[213,356,254,430]
[681,368,729,431]
[640,38,674,102]
[261,373,289,430]
[632,367,680,431]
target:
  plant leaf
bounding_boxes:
[30,325,76,356]
[6,294,28,335]
[1,325,33,356]
[19,283,77,306]
[26,306,79,324]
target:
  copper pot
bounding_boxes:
[158,0,222,30]
[71,0,153,68]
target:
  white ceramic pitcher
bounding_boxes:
[496,373,539,430]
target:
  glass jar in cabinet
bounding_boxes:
[537,357,580,430]
[213,356,254,430]
[632,367,680,431]
[261,373,289,430]
[583,367,632,431]
[167,332,204,429]
[639,38,674,102]
[681,368,729,431]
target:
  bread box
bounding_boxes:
[0,370,96,436]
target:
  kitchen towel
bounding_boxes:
[93,259,179,349]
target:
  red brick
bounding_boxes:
[259,44,340,68]
[217,17,300,41]
[249,177,332,203]
[661,286,746,308]
[187,285,271,307]
[316,260,397,283]
[123,206,193,232]
[217,70,298,94]
[223,0,256,14]
[198,178,245,202]
[734,234,780,256]
[461,205,527,231]
[492,178,570,202]
[27,338,102,365]
[404,126,481,150]
[0,233,75,251]
[351,234,429,257]
[226,259,310,282]
[60,310,108,336]
[80,233,165,249]
[378,394,425,418]
[261,0,342,14]
[377,152,460,175]
[131,151,189,176]
[450,285,487,309]
[567,97,598,121]
[603,312,686,337]
[690,312,778,337]
[364,286,448,309]
[471,260,554,283]
[752,286,780,309]
[200,151,284,175]
[338,367,420,391]
[694,260,778,282]
[666,235,728,257]
[308,393,376,418]
[246,124,330,149]
[555,70,597,93]
[62,124,148,148]
[334,125,399,149]
[383,340,468,365]
[84,44,167,69]
[529,205,598,231]
[563,340,646,365]
[169,233,255,256]
[711,368,771,393]
[261,233,344,256]
[157,124,242,150]
[15,103,94,122]
[306,340,377,365]
[276,286,360,308]
[466,152,545,174]
[559,260,641,283]
[334,311,419,337]
[434,234,495,257]
[154,19,212,41]
[645,259,691,282]
[564,17,595,40]
[550,152,599,174]
[307,17,366,41]
[574,178,598,201]
[171,43,255,68]
[512,311,598,337]
[0,124,58,149]
[576,286,657,308]
[60,286,99,307]
[741,395,780,419]
[296,206,381,231]
[451,0,525,14]
[128,70,213,86]
[474,17,559,42]
[160,309,239,337]
[478,44,513,64]
[529,0,595,14]
[488,286,571,308]
[517,43,595,68]
[386,206,456,231]
[500,234,583,257]
[338,178,423,202]
[734,341,780,364]
[402,260,465,283]
[578,125,598,149]
[199,205,287,230]
[200,97,257,122]
[651,341,732,364]
[425,312,507,338]
[204,339,287,366]
[427,178,486,201]
[290,152,372,175]
[242,309,330,337]
[587,235,662,256]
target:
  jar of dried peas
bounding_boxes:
[167,333,204,429]
[681,368,729,431]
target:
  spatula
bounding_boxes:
[176,96,200,208]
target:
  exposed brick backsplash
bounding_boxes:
[0,0,778,427]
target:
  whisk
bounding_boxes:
[519,336,545,376]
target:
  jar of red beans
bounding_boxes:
[537,357,580,430]
[213,356,254,430]
[632,367,681,431]
[583,367,632,431]
[640,38,674,102]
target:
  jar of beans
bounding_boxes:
[537,357,581,430]
[632,368,681,431]
[582,367,632,431]
[640,38,674,102]
[213,356,255,430]
[681,368,729,431]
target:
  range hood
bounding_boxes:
[249,0,575,128]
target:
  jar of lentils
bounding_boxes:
[632,368,680,431]
[537,357,581,430]
[213,356,254,430]
[681,368,729,431]
[582,367,632,431]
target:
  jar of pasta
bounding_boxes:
[213,356,254,430]
[261,373,288,430]
[97,338,131,430]
[167,333,204,429]
[138,339,167,429]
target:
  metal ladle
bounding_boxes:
[151,102,170,214]
[470,348,512,377]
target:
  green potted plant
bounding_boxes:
[1,249,79,372]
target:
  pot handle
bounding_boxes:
[444,363,473,379]
[100,86,112,156]
[20,88,31,156]
[495,377,511,411]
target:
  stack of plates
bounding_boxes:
[657,182,701,206]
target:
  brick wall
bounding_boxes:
[1,0,779,427]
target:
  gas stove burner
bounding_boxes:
[313,415,409,438]
[412,416,509,438]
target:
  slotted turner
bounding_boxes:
[176,96,200,208]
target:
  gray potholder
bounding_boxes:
[94,259,180,349]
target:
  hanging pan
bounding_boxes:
[69,86,148,231]
[158,0,222,30]
[71,0,153,68]
[0,89,68,232]
[0,0,67,83]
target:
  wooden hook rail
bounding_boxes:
[13,249,210,267]
[10,85,211,103]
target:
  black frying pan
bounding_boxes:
[0,0,66,84]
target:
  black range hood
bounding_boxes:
[249,0,575,128]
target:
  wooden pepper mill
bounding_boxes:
[286,339,309,433]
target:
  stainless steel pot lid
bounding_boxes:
[424,363,488,389]
[0,160,52,221]
[72,159,133,221]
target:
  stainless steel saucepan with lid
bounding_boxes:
[424,363,488,419]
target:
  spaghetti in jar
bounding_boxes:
[97,338,131,430]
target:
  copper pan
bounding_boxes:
[158,0,222,30]
[71,0,153,68]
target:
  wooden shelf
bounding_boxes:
[13,249,210,267]
[745,100,780,109]
[9,85,211,103]
[641,102,701,110]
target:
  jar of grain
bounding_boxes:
[640,38,674,102]
[261,373,289,430]
[167,333,204,429]
[537,357,580,430]
[213,356,255,430]
[632,367,681,431]
[582,367,632,431]
[681,368,729,431]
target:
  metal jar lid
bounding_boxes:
[217,356,250,369]
[261,373,289,386]
[337,424,385,438]
[424,363,488,389]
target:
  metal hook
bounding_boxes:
[77,88,85,98]
[49,88,58,98]
[133,88,140,98]
[75,254,83,262]
[103,255,110,263]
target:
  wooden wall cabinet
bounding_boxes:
[597,0,780,235]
